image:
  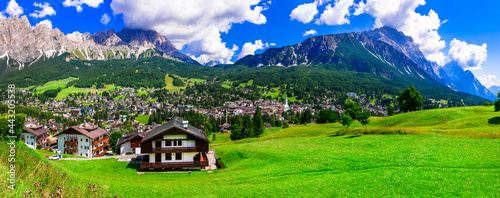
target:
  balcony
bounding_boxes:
[37,134,48,142]
[93,143,108,152]
[92,136,108,146]
[64,148,78,153]
[152,146,197,153]
[64,141,78,146]
[140,161,208,169]
[94,150,106,157]
[131,142,140,148]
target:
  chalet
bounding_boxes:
[140,119,209,170]
[56,122,110,158]
[21,123,50,150]
[116,129,149,155]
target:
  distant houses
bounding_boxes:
[21,123,50,150]
[55,122,110,158]
[140,119,209,170]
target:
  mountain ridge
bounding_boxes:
[0,15,200,71]
[235,26,496,101]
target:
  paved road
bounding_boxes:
[58,154,142,161]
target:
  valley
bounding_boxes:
[1,106,500,197]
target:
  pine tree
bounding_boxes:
[253,106,264,137]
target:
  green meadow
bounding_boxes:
[2,106,500,197]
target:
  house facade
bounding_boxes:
[21,123,50,150]
[56,122,109,158]
[140,120,209,170]
[116,129,148,155]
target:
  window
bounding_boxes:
[178,141,182,146]
[173,141,177,146]
[166,141,172,146]
[86,139,88,142]
[165,153,172,161]
[80,139,82,142]
[155,141,161,148]
[175,153,182,160]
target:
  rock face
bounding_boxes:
[236,26,496,101]
[0,16,200,68]
[235,29,431,80]
[366,27,495,101]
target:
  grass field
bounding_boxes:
[55,85,118,100]
[5,106,500,197]
[32,77,78,94]
[164,74,207,92]
[135,114,150,125]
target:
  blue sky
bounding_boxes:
[2,0,500,88]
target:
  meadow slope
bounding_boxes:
[2,106,500,197]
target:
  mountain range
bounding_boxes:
[0,15,199,70]
[0,16,496,101]
[235,27,496,101]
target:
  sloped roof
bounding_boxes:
[141,120,209,143]
[116,129,148,147]
[56,122,108,139]
[23,124,49,136]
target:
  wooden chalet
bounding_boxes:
[140,119,209,170]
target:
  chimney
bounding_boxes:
[182,121,189,129]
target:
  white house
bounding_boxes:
[55,122,109,158]
[140,119,209,170]
[116,128,149,155]
[21,123,50,150]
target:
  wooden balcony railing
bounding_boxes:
[140,161,208,169]
[93,143,107,153]
[38,140,50,146]
[94,150,106,157]
[37,134,48,142]
[92,137,108,146]
[131,142,140,148]
[152,146,197,153]
[64,148,78,153]
[64,141,78,146]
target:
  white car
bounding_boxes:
[48,155,60,160]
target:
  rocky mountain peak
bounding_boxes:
[0,17,200,66]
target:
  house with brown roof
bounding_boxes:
[21,123,50,150]
[116,128,149,155]
[140,119,209,170]
[55,122,110,158]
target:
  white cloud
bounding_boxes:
[111,0,268,64]
[290,3,318,24]
[63,0,103,12]
[29,2,56,19]
[6,0,23,17]
[303,29,317,36]
[0,12,5,19]
[237,40,275,59]
[448,38,487,71]
[354,0,448,66]
[316,0,354,25]
[33,19,53,29]
[478,74,500,89]
[100,13,110,25]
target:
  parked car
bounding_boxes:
[48,155,60,160]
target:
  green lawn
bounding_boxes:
[32,77,78,94]
[135,114,150,125]
[55,84,118,100]
[8,106,500,197]
[36,149,86,159]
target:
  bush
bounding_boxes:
[483,102,492,106]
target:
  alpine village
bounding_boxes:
[1,1,500,197]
